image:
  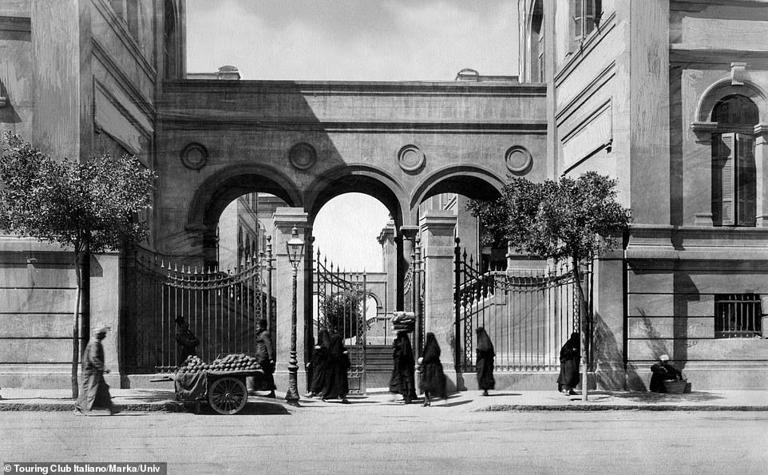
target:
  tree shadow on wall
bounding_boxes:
[627,309,673,391]
[592,311,644,390]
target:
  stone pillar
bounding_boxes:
[420,211,459,390]
[592,247,627,391]
[399,225,419,312]
[272,207,309,394]
[90,253,122,388]
[754,124,768,227]
[377,221,397,315]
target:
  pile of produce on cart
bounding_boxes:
[173,354,264,414]
[177,354,261,374]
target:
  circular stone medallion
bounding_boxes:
[505,146,533,175]
[397,144,425,173]
[288,142,317,170]
[180,143,208,170]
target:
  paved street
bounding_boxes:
[1,398,766,474]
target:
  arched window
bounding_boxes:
[711,95,759,226]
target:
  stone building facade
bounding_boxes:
[519,0,768,388]
[0,0,184,387]
[3,0,766,391]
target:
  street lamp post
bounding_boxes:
[285,226,304,406]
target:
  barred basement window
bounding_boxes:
[714,294,762,338]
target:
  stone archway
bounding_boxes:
[151,79,546,393]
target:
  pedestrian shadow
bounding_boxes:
[434,400,472,408]
[611,391,725,403]
[198,401,291,415]
[480,392,521,397]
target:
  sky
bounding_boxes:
[186,1,519,270]
[186,0,519,81]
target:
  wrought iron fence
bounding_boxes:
[454,239,590,373]
[124,242,274,372]
[313,250,368,394]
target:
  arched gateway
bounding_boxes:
[128,78,547,392]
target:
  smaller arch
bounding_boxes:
[187,163,302,230]
[410,165,505,210]
[695,78,768,124]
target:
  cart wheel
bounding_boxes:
[208,377,248,415]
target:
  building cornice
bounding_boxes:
[156,116,548,134]
[162,80,547,98]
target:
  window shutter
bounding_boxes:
[736,133,756,226]
[712,133,736,226]
[571,0,583,49]
[584,0,596,36]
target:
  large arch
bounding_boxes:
[305,164,409,229]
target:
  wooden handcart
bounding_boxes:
[155,367,265,415]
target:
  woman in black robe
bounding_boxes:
[419,332,447,406]
[389,330,416,404]
[322,328,350,403]
[475,327,495,396]
[307,328,331,397]
[557,332,580,396]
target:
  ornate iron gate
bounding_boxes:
[453,239,590,373]
[313,251,367,394]
[123,243,275,372]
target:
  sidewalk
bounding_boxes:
[0,387,766,412]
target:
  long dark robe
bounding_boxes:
[309,330,331,395]
[649,362,683,392]
[322,331,349,399]
[419,334,447,399]
[475,328,495,391]
[389,332,416,401]
[254,329,276,391]
[175,325,199,366]
[75,337,114,412]
[556,334,580,391]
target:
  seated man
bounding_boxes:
[649,354,683,393]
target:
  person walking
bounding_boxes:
[322,327,350,404]
[389,330,416,404]
[253,318,276,398]
[557,332,581,396]
[74,325,118,415]
[174,316,200,366]
[475,327,495,396]
[419,332,447,406]
[306,328,331,398]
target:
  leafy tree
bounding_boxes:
[320,289,369,341]
[0,134,155,398]
[468,172,630,400]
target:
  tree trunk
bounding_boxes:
[72,254,81,400]
[572,257,589,402]
[71,246,90,400]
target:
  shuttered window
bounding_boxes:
[570,0,602,49]
[711,95,758,227]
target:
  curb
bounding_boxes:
[0,401,183,412]
[477,404,768,412]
